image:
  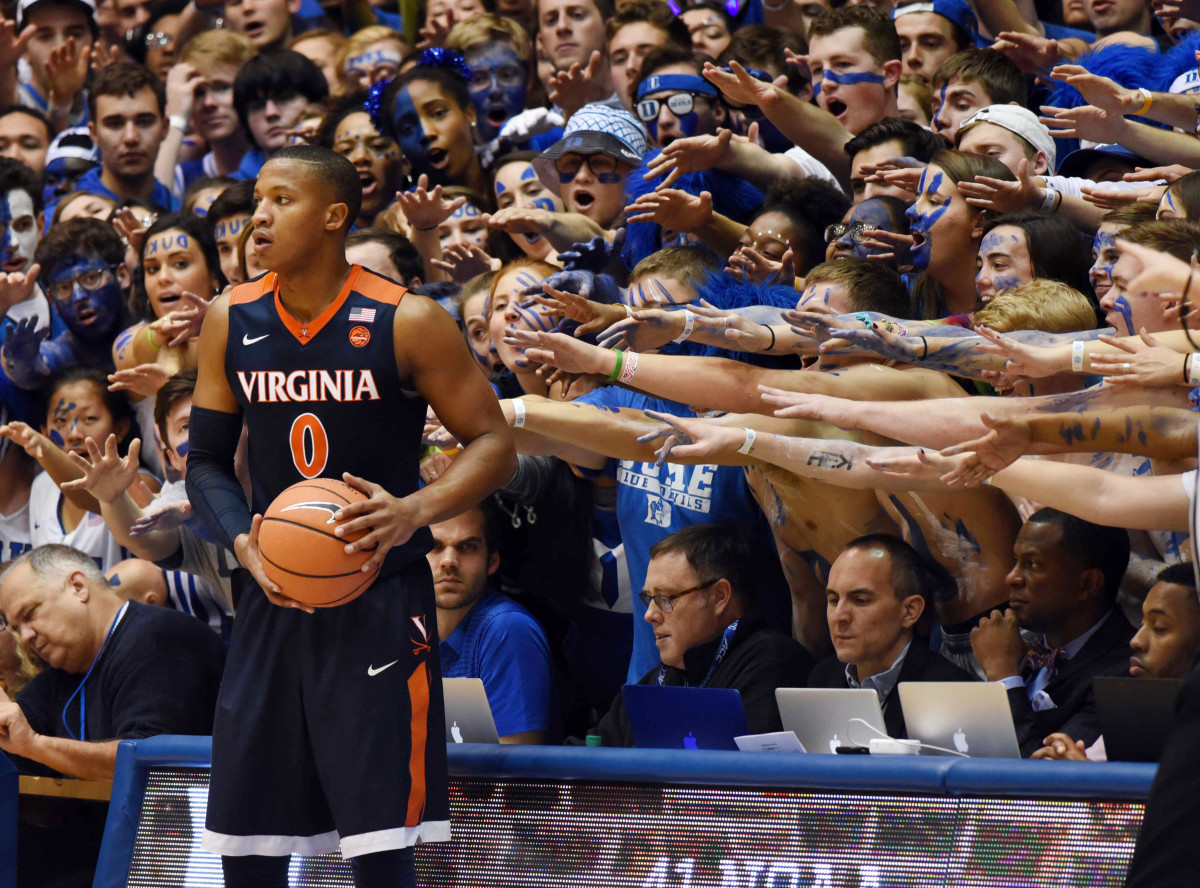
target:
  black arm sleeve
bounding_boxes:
[185,405,252,552]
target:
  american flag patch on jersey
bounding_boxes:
[348,307,376,323]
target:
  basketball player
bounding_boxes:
[185,145,515,887]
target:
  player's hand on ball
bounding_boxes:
[335,472,420,573]
[236,514,315,613]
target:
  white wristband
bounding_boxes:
[1071,340,1085,373]
[168,115,189,133]
[623,302,634,318]
[673,309,696,343]
[1189,354,1200,386]
[737,428,756,455]
[512,399,526,428]
[1040,188,1058,213]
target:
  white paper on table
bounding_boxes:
[734,731,806,753]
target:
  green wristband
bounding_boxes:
[606,348,624,382]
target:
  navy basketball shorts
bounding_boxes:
[203,557,450,859]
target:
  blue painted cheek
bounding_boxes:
[531,197,556,211]
[644,117,659,142]
[49,429,64,447]
[0,198,12,266]
[1113,296,1135,335]
[991,274,1020,293]
[596,172,623,185]
[392,89,429,172]
[676,111,699,138]
[176,441,189,457]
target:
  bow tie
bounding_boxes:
[1025,640,1067,673]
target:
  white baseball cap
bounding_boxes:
[957,104,1057,172]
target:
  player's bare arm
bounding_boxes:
[333,295,516,573]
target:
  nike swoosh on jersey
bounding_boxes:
[367,660,399,677]
[242,333,270,345]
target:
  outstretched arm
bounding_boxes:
[870,450,1191,532]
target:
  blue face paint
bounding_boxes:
[520,166,537,181]
[392,87,431,177]
[109,573,120,586]
[813,68,886,98]
[47,258,124,341]
[1112,295,1135,335]
[176,441,189,457]
[495,181,506,194]
[48,429,64,446]
[933,83,948,127]
[841,199,896,261]
[530,197,556,212]
[0,194,13,269]
[1090,229,1117,289]
[214,217,246,241]
[904,169,948,271]
[465,43,528,142]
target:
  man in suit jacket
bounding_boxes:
[808,535,976,739]
[972,508,1135,757]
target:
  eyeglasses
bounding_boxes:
[639,580,716,613]
[48,266,118,302]
[144,31,174,48]
[636,92,704,122]
[555,153,618,180]
[824,222,876,244]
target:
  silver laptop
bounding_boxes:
[443,677,499,744]
[775,688,889,753]
[898,682,1020,758]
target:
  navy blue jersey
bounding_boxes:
[224,266,432,572]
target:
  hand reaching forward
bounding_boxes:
[61,435,142,503]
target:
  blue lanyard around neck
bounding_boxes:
[61,602,128,742]
[657,619,739,688]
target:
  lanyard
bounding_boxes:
[657,619,739,688]
[61,602,128,742]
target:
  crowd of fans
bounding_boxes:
[2,0,1200,797]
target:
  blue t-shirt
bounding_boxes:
[44,167,180,232]
[573,386,772,681]
[230,148,267,181]
[440,589,557,739]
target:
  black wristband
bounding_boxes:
[760,324,776,351]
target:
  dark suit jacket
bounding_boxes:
[808,638,977,739]
[1007,608,1135,757]
[1122,655,1200,888]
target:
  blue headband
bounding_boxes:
[636,74,718,102]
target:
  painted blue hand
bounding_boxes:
[527,269,623,307]
[0,317,51,389]
[557,229,626,276]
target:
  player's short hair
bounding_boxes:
[155,370,198,447]
[932,48,1026,106]
[807,6,900,65]
[841,533,955,605]
[648,523,759,608]
[266,145,363,232]
[974,280,1097,334]
[0,156,44,215]
[1121,220,1200,263]
[803,258,911,317]
[35,217,125,282]
[630,245,721,292]
[88,63,166,122]
[345,228,423,283]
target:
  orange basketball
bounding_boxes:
[258,478,380,607]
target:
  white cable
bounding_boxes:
[845,717,970,758]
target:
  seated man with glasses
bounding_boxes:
[580,523,814,747]
[0,544,224,779]
[2,218,130,390]
[631,45,727,150]
[808,535,976,740]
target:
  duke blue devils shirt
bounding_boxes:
[224,266,432,573]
